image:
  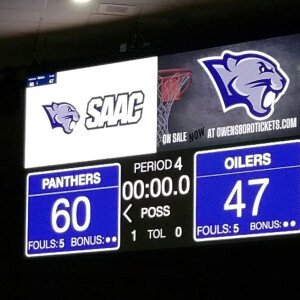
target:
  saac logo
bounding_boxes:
[85,91,144,129]
[198,50,289,120]
[43,91,144,134]
[43,102,80,134]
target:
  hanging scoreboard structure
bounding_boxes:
[24,34,300,257]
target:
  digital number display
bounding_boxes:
[27,73,57,88]
[26,164,120,256]
[194,141,300,241]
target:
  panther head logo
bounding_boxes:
[43,102,80,134]
[198,50,289,120]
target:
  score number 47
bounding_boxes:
[224,178,269,218]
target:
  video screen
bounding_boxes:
[25,34,300,257]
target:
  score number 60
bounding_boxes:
[51,196,91,233]
[224,178,269,218]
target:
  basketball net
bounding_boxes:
[157,69,192,146]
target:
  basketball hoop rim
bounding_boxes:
[158,68,192,103]
[158,68,192,76]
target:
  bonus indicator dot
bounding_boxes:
[283,221,289,228]
[290,220,296,227]
[105,237,111,243]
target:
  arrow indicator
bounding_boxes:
[123,204,132,223]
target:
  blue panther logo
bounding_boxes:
[43,102,80,134]
[198,50,289,120]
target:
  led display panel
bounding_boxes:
[25,34,300,257]
[157,34,299,151]
[25,57,158,168]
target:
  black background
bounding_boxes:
[1,0,300,298]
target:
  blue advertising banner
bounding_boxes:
[194,141,300,241]
[26,164,120,256]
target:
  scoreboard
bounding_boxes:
[26,164,120,256]
[24,34,300,256]
[194,141,300,241]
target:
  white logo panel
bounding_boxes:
[25,57,158,168]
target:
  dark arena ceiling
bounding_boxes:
[0,0,298,73]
